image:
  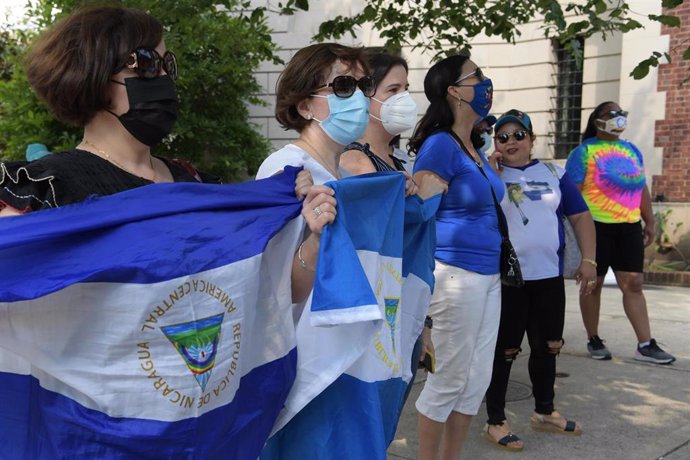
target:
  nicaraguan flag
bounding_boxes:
[0,168,306,460]
[262,173,440,460]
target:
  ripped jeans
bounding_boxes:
[485,276,565,425]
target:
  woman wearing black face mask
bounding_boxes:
[0,6,212,215]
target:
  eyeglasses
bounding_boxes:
[312,75,377,98]
[601,109,628,118]
[122,48,178,81]
[455,67,485,85]
[495,130,528,144]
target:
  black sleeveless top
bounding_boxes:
[344,142,408,173]
[0,149,218,212]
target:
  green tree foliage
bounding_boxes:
[0,0,280,181]
[278,0,689,83]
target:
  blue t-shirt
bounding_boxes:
[413,131,504,274]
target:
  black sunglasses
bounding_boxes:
[122,48,178,81]
[601,109,628,118]
[313,75,377,98]
[495,130,528,144]
[455,67,485,85]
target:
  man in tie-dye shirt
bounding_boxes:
[565,101,675,365]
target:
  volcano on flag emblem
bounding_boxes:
[161,313,225,391]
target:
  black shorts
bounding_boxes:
[594,221,644,276]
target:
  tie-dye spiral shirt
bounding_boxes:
[565,138,645,223]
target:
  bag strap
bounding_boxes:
[447,130,510,240]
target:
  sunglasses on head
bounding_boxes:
[601,109,628,118]
[455,67,485,85]
[313,75,377,98]
[495,130,528,144]
[123,48,178,81]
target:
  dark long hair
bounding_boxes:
[582,101,616,142]
[366,49,408,87]
[366,49,409,147]
[408,54,469,154]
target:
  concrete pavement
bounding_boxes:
[388,281,690,460]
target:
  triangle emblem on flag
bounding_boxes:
[161,313,225,391]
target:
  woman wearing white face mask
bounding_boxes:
[339,50,447,411]
[565,101,675,365]
[340,51,446,200]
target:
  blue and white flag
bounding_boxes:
[0,169,306,460]
[262,173,440,460]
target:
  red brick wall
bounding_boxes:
[653,2,690,203]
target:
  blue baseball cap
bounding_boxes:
[495,110,532,132]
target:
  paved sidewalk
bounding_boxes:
[388,281,690,460]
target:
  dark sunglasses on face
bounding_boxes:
[123,48,178,81]
[455,67,485,85]
[601,109,628,118]
[313,75,377,98]
[495,130,528,144]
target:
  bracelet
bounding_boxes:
[297,242,315,272]
[424,315,433,329]
[582,258,598,268]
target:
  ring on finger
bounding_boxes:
[314,206,323,217]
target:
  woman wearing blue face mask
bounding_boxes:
[256,43,375,304]
[409,54,504,460]
[0,6,212,219]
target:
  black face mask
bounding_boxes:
[111,76,178,146]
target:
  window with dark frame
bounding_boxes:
[551,38,584,159]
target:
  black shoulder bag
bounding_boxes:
[448,131,524,287]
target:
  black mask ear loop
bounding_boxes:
[106,80,128,118]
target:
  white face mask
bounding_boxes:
[480,132,493,151]
[596,115,627,135]
[371,91,418,136]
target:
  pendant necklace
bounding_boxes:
[81,139,157,182]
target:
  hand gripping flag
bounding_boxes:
[262,173,441,460]
[0,168,306,460]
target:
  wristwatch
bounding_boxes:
[424,315,433,329]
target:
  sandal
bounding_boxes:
[531,412,582,436]
[482,423,524,452]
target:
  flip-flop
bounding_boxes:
[482,424,524,452]
[531,413,582,436]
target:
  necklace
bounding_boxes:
[296,138,341,179]
[81,139,157,182]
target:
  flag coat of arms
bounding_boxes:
[0,169,307,460]
[262,173,440,460]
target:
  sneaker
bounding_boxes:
[587,335,612,360]
[634,339,676,364]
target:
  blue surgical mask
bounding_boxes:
[311,90,370,145]
[468,79,493,119]
[480,132,493,151]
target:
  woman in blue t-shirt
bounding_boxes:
[410,54,504,459]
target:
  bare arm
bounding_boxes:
[413,170,448,200]
[640,185,655,247]
[291,185,337,303]
[339,150,377,175]
[0,206,22,217]
[567,210,597,294]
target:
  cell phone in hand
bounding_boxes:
[418,350,436,373]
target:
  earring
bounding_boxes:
[306,113,313,120]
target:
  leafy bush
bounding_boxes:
[0,0,279,182]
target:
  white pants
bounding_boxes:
[416,262,501,422]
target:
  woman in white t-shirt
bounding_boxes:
[256,43,379,303]
[482,110,596,451]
